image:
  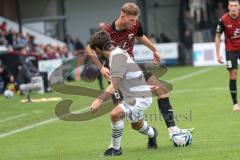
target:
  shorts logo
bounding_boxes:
[227,60,232,68]
[128,99,136,106]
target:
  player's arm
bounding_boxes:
[91,83,115,113]
[136,35,160,64]
[215,18,224,64]
[135,21,160,64]
[91,53,124,112]
[111,77,120,90]
[215,33,224,64]
[86,45,111,80]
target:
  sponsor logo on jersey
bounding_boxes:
[234,28,240,36]
[231,28,240,39]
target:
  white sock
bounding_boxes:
[138,121,154,138]
[168,126,179,135]
[111,120,124,150]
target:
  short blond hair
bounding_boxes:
[121,2,140,16]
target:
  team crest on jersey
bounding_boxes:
[128,33,134,40]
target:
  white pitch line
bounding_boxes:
[168,67,216,83]
[0,114,28,124]
[0,117,58,138]
[0,67,216,139]
[172,87,227,94]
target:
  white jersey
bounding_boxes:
[109,47,152,105]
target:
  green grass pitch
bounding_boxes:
[0,66,239,160]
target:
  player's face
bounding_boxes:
[122,14,138,29]
[228,1,240,17]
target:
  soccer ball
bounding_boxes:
[3,90,14,99]
[172,131,192,147]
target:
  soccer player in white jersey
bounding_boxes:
[90,31,158,156]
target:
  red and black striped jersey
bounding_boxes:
[216,12,240,51]
[101,20,144,57]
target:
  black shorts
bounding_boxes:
[138,64,153,81]
[226,51,240,70]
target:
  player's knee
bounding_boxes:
[157,94,168,99]
[230,70,238,80]
[131,121,143,130]
[152,86,168,96]
[131,123,140,130]
[110,110,120,122]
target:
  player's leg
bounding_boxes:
[229,69,238,105]
[145,73,175,125]
[227,52,240,111]
[126,97,158,149]
[131,119,158,149]
[145,73,193,138]
[104,106,125,156]
[141,67,176,129]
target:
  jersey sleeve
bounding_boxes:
[136,21,144,37]
[216,18,224,34]
[110,54,126,79]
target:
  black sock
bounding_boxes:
[158,98,176,128]
[230,79,238,104]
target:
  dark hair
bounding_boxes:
[89,31,112,51]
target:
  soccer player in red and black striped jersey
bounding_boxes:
[215,0,240,111]
[87,3,193,151]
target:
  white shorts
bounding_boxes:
[119,97,152,123]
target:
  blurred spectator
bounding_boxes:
[59,46,71,58]
[0,21,7,36]
[184,10,195,33]
[27,35,36,52]
[149,34,157,43]
[13,33,27,48]
[64,34,75,52]
[16,58,39,88]
[0,32,7,46]
[199,8,212,42]
[183,0,227,43]
[0,60,14,94]
[183,10,194,65]
[74,38,85,56]
[5,28,15,46]
[206,0,218,35]
[215,2,226,19]
[44,44,57,59]
[159,33,171,43]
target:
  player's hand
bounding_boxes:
[153,50,160,64]
[91,98,103,113]
[217,54,224,64]
[100,66,111,81]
